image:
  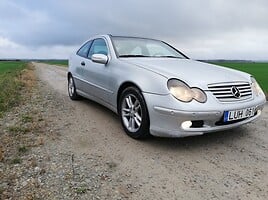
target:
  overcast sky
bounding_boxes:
[0,0,268,60]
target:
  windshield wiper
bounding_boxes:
[119,55,183,58]
[156,55,183,59]
[119,55,152,58]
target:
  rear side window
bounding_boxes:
[88,38,108,59]
[77,41,92,57]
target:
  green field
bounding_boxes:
[210,62,268,94]
[0,61,26,73]
[0,61,27,116]
[40,60,68,66]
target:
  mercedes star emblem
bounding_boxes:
[231,86,241,98]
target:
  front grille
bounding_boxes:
[208,82,252,102]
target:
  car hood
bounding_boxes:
[122,58,251,89]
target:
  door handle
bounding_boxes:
[81,61,85,66]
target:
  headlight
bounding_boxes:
[251,77,264,97]
[167,79,207,103]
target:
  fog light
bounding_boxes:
[181,121,192,129]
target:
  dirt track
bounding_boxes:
[34,62,268,199]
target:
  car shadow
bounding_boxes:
[141,127,251,151]
[80,97,119,119]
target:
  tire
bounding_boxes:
[68,75,80,100]
[119,87,150,139]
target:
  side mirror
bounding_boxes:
[91,54,108,64]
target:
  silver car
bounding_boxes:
[68,34,266,139]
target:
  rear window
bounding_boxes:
[77,41,92,57]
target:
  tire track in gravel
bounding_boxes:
[34,62,268,200]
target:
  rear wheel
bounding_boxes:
[68,75,80,100]
[119,87,150,139]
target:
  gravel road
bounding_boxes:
[32,62,268,199]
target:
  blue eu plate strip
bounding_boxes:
[224,111,229,122]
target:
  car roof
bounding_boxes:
[87,34,161,42]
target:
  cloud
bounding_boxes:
[0,0,267,59]
[0,36,77,59]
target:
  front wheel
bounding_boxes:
[119,87,150,139]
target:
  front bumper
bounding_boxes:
[143,92,266,138]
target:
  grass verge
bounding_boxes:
[0,62,39,163]
[0,61,27,117]
[0,62,60,199]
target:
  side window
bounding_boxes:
[77,41,92,57]
[88,38,108,59]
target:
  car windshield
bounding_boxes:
[111,36,187,59]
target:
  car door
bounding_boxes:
[73,40,92,91]
[82,38,112,103]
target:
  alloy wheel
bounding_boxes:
[121,94,142,132]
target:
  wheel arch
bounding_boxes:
[117,81,143,113]
[67,72,72,79]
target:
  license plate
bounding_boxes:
[224,107,256,122]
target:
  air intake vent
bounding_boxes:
[208,82,252,102]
